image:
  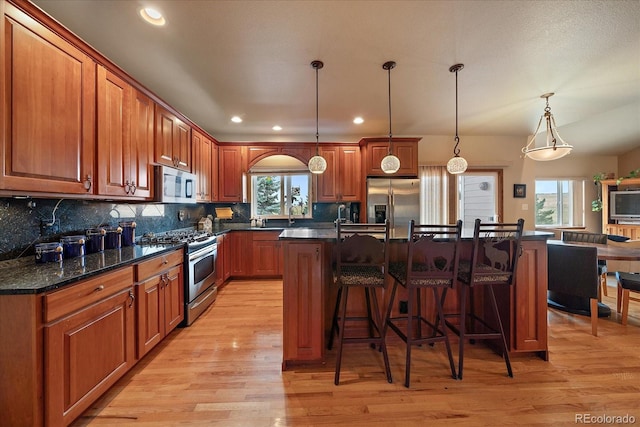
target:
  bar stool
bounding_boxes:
[444,218,524,379]
[328,221,392,385]
[385,220,462,387]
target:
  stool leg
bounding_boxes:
[622,288,630,326]
[365,288,375,348]
[457,284,467,380]
[433,286,457,379]
[334,286,349,385]
[328,287,342,350]
[383,280,399,340]
[488,285,513,377]
[370,287,392,384]
[405,286,414,387]
[601,273,608,297]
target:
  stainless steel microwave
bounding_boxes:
[154,165,197,204]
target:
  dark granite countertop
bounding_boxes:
[0,244,183,295]
[278,228,554,241]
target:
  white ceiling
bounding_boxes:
[31,0,640,156]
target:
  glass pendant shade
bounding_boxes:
[308,155,327,174]
[522,93,573,161]
[381,154,401,174]
[446,156,468,174]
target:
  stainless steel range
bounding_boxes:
[139,228,217,326]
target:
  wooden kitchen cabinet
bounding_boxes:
[252,231,283,276]
[1,2,95,195]
[218,145,246,202]
[215,234,228,287]
[44,267,136,427]
[193,129,213,202]
[361,137,420,178]
[97,66,154,199]
[282,241,328,368]
[155,104,192,171]
[316,145,361,202]
[230,231,253,276]
[135,249,185,358]
[211,142,220,201]
[601,178,640,240]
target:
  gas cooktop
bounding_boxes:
[138,228,216,252]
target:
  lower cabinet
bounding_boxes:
[136,250,184,358]
[43,267,136,427]
[252,231,282,276]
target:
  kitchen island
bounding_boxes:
[279,228,553,369]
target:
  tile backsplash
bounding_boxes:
[0,197,358,261]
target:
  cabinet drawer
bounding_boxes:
[44,267,134,323]
[136,248,184,282]
[252,231,282,241]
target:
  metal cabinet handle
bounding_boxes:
[128,290,135,307]
[124,180,131,194]
[316,247,320,261]
[84,174,92,192]
[130,180,136,195]
[94,284,104,292]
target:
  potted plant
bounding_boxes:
[591,172,608,212]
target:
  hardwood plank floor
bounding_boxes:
[71,277,640,427]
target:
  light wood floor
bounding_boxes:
[71,276,640,427]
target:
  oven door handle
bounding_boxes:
[189,244,217,262]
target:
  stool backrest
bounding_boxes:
[336,221,390,274]
[468,218,525,286]
[561,231,608,244]
[404,220,463,287]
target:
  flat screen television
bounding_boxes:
[610,190,640,220]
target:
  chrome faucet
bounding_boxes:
[288,205,295,226]
[336,204,346,225]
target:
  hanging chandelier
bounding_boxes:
[446,63,468,175]
[308,60,327,174]
[380,61,401,174]
[522,93,573,161]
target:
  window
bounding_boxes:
[251,173,311,218]
[535,179,586,227]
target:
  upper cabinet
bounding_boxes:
[218,145,246,202]
[1,3,95,195]
[361,137,420,178]
[192,129,212,202]
[154,105,192,172]
[316,145,361,202]
[97,66,154,199]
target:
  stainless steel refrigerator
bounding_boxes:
[366,178,420,228]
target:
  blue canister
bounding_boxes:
[85,228,105,254]
[119,221,136,247]
[61,235,86,258]
[34,242,63,264]
[103,226,122,250]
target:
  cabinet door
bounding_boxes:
[211,143,220,201]
[365,140,418,178]
[1,5,95,195]
[218,146,245,202]
[316,147,338,202]
[215,234,225,286]
[136,275,163,358]
[130,90,154,199]
[164,264,185,333]
[97,66,131,197]
[252,232,282,276]
[230,231,252,276]
[193,129,212,202]
[339,146,361,201]
[45,287,135,427]
[282,242,324,365]
[155,105,192,171]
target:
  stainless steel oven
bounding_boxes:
[184,241,217,326]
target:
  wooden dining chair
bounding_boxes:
[616,271,640,326]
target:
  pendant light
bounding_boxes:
[446,63,468,175]
[521,93,573,161]
[381,61,401,174]
[308,60,327,174]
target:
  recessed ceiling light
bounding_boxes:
[231,116,243,123]
[272,125,282,131]
[353,117,364,124]
[139,7,166,26]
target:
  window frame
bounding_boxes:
[534,178,586,228]
[250,172,312,219]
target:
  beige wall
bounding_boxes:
[619,146,640,177]
[416,135,619,232]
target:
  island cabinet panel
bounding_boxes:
[282,241,328,368]
[1,3,95,195]
[44,267,135,427]
[154,104,191,172]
